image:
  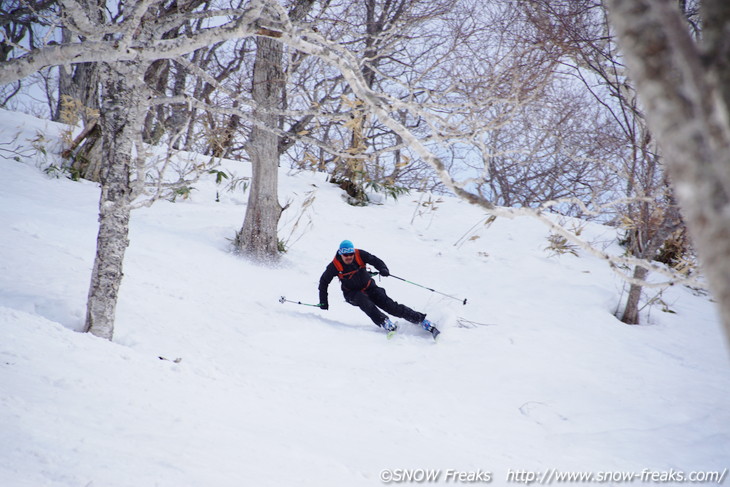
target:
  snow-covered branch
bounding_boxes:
[0,4,266,84]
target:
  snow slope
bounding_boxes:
[1,109,728,486]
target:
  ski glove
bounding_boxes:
[319,303,329,310]
[380,267,390,277]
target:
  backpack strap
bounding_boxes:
[332,249,365,280]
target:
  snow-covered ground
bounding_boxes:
[1,109,728,486]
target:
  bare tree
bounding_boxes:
[84,61,146,340]
[0,0,272,339]
[518,0,691,324]
[56,0,103,124]
[0,0,58,108]
[281,0,460,202]
[248,0,705,290]
[601,0,730,345]
[233,31,286,260]
[233,0,317,261]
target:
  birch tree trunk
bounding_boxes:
[605,0,730,347]
[621,266,650,325]
[84,62,145,340]
[234,0,316,261]
[234,34,284,262]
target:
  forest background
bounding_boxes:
[2,0,729,345]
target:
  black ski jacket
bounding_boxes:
[318,249,389,307]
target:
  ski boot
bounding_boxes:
[421,318,441,340]
[382,318,398,339]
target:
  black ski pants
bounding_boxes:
[344,284,425,327]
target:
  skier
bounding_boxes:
[318,239,439,338]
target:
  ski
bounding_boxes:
[430,327,441,341]
[384,323,440,341]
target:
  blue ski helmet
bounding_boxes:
[338,240,355,255]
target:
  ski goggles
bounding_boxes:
[339,248,355,255]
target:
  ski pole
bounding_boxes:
[387,274,468,305]
[279,296,323,307]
